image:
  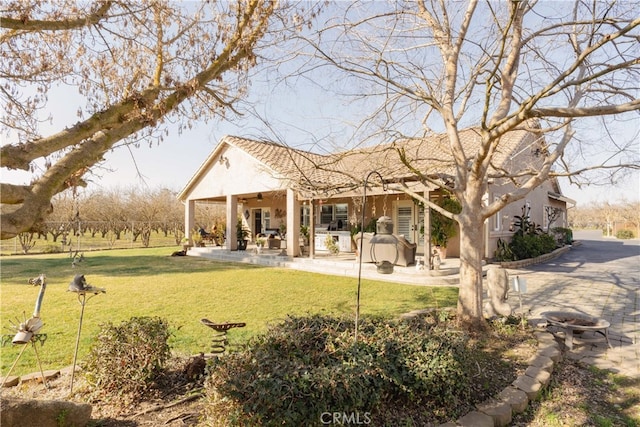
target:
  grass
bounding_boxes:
[1,231,179,255]
[0,247,458,377]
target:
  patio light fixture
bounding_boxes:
[257,192,263,202]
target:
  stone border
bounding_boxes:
[493,245,572,269]
[399,309,560,427]
[437,329,560,427]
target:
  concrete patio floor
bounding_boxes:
[186,245,464,286]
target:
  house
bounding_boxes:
[177,126,574,262]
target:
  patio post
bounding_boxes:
[286,188,300,257]
[226,195,238,250]
[185,200,195,244]
[423,192,431,260]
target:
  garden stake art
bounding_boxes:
[1,274,50,388]
[68,274,106,393]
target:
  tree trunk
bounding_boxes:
[456,209,486,331]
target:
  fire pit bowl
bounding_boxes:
[540,311,611,350]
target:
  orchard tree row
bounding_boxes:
[14,187,224,253]
[570,200,640,238]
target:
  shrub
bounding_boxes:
[616,229,635,239]
[539,233,557,254]
[510,233,542,259]
[83,316,172,406]
[495,238,514,261]
[204,314,471,426]
[551,227,573,245]
[41,244,63,254]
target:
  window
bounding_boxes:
[263,209,271,230]
[493,196,502,231]
[300,205,310,227]
[320,205,334,224]
[335,204,348,225]
[318,203,348,229]
[544,206,563,230]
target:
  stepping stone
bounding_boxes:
[0,376,19,387]
[20,370,59,384]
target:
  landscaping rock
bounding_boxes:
[456,410,494,426]
[539,345,562,362]
[512,373,542,400]
[0,376,19,387]
[528,353,554,372]
[497,386,528,413]
[20,369,60,384]
[476,399,512,427]
[525,365,552,386]
[0,396,92,427]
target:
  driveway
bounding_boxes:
[511,230,639,378]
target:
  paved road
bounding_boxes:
[512,230,639,378]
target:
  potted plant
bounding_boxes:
[180,236,190,252]
[300,225,310,246]
[256,237,266,253]
[236,219,250,250]
[299,225,310,255]
[192,229,204,247]
[430,197,461,259]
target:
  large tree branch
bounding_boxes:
[0,1,113,31]
[1,0,274,239]
[0,87,161,170]
[530,98,640,118]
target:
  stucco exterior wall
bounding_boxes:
[186,145,283,201]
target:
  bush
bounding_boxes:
[204,314,471,426]
[552,227,573,245]
[83,316,172,406]
[539,233,557,254]
[616,229,635,239]
[510,233,542,259]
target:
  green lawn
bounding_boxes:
[1,231,179,255]
[0,247,457,377]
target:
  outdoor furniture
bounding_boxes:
[201,319,246,354]
[268,235,281,249]
[354,232,417,266]
[540,311,612,350]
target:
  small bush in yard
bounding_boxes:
[616,229,635,239]
[82,316,172,406]
[204,314,471,426]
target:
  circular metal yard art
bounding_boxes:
[540,310,612,350]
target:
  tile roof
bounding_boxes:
[222,125,536,197]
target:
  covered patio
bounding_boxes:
[185,243,467,286]
[178,129,573,269]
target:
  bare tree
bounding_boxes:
[0,0,313,238]
[304,1,639,329]
[619,200,640,237]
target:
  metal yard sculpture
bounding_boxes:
[1,274,50,388]
[68,274,106,393]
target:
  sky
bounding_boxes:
[3,80,637,208]
[2,2,639,208]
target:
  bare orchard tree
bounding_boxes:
[307,1,639,329]
[1,0,314,239]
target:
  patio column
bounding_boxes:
[286,188,300,257]
[424,192,431,258]
[185,199,195,244]
[309,199,315,259]
[226,195,238,250]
